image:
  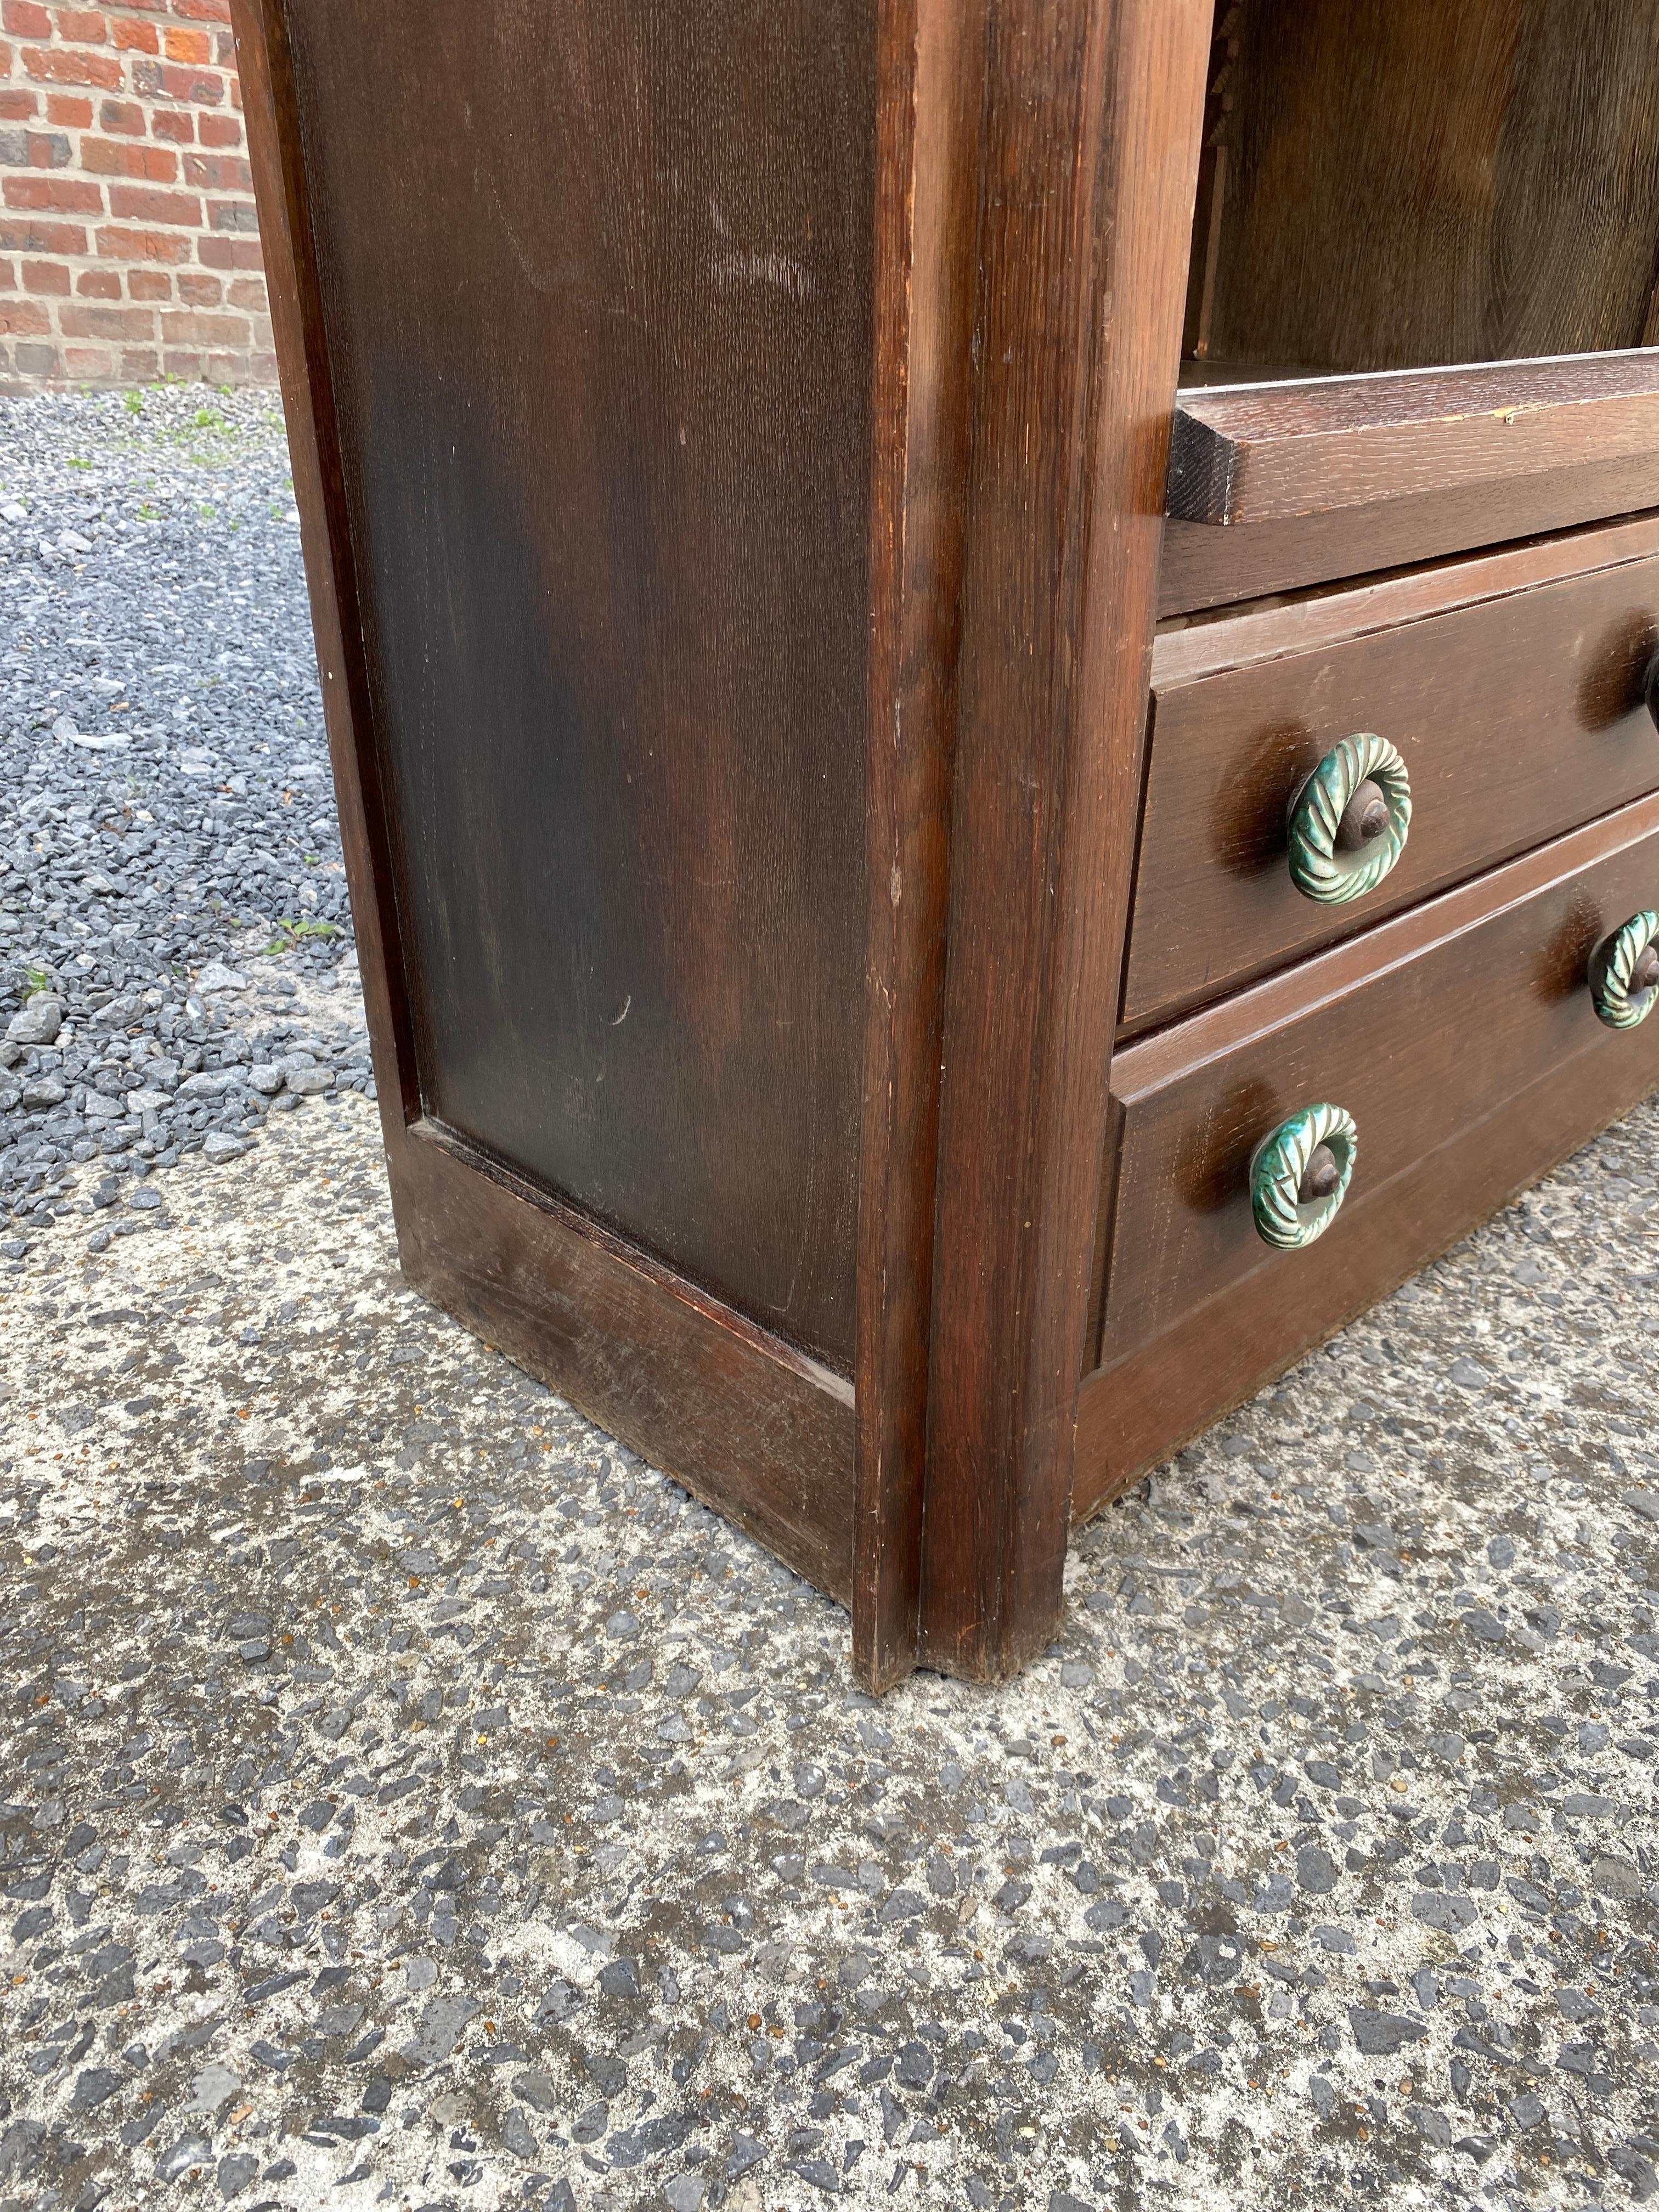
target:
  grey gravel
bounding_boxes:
[0,387,369,1269]
[2,391,1657,2211]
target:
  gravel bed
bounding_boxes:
[0,390,1656,2212]
[0,386,365,1268]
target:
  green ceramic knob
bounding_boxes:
[1286,733,1412,904]
[1589,911,1659,1029]
[1250,1103,1358,1250]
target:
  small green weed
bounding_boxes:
[262,917,340,955]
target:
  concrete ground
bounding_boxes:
[1,1009,1656,2212]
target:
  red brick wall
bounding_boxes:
[0,0,272,386]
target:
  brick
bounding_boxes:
[205,196,253,232]
[0,90,40,120]
[75,262,119,295]
[24,126,72,165]
[4,173,103,212]
[98,95,144,133]
[132,55,221,101]
[44,93,93,126]
[2,0,52,36]
[213,27,231,65]
[161,21,207,60]
[198,111,238,148]
[94,221,189,261]
[159,344,199,376]
[224,273,262,312]
[175,267,216,304]
[55,7,108,40]
[0,213,86,251]
[126,264,169,297]
[63,341,116,376]
[112,15,157,49]
[172,0,232,19]
[151,105,192,142]
[182,149,247,189]
[21,44,123,88]
[0,125,26,164]
[194,228,255,270]
[119,343,156,376]
[159,304,243,344]
[61,298,153,336]
[14,338,59,371]
[0,295,49,332]
[107,182,200,223]
[0,257,13,287]
[81,136,177,179]
[21,255,68,291]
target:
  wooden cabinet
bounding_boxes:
[232,0,1659,1686]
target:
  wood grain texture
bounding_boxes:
[852,0,983,1688]
[1169,354,1659,527]
[275,0,875,1370]
[1076,981,1659,1517]
[1196,0,1659,376]
[399,1119,856,1598]
[1126,540,1659,1030]
[237,0,864,1623]
[1160,466,1659,618]
[230,0,419,1149]
[1102,791,1659,1369]
[1153,515,1659,687]
[915,0,1210,1679]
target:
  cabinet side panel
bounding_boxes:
[278,0,875,1369]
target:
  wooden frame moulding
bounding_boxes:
[232,0,1211,1686]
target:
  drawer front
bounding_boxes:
[1124,529,1659,1032]
[1101,793,1659,1364]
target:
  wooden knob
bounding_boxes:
[1334,779,1390,853]
[1297,1142,1342,1204]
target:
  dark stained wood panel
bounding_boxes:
[1194,0,1659,377]
[278,0,874,1368]
[1169,354,1659,527]
[1103,793,1659,1365]
[1159,465,1659,618]
[1153,516,1659,687]
[910,0,1212,1681]
[1126,533,1659,1030]
[396,1119,857,1599]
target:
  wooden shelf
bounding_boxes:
[1168,351,1659,527]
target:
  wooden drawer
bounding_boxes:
[1082,792,1659,1503]
[1124,520,1659,1033]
